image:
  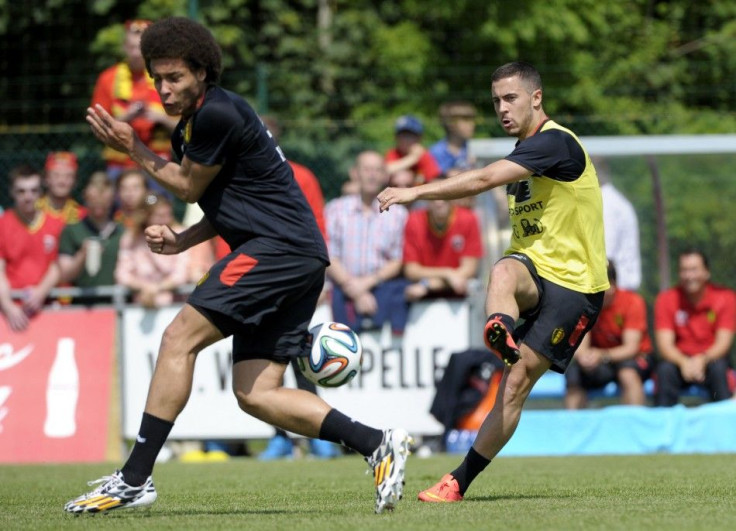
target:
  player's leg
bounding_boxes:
[420,278,603,503]
[64,304,224,514]
[483,254,540,365]
[232,358,411,513]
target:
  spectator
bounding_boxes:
[37,151,87,224]
[114,168,149,230]
[385,115,442,188]
[91,19,177,180]
[565,261,654,408]
[326,151,410,334]
[654,248,735,406]
[429,101,478,173]
[115,193,190,308]
[595,156,642,291]
[0,165,64,331]
[57,172,124,304]
[403,190,483,302]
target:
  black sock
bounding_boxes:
[121,413,174,486]
[450,447,491,495]
[318,409,383,456]
[487,312,515,333]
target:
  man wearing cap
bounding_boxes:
[38,151,87,224]
[91,19,178,178]
[385,115,442,187]
[430,101,478,173]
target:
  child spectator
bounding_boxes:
[114,168,149,230]
[116,193,190,308]
[57,172,124,304]
[385,115,442,188]
[429,101,478,173]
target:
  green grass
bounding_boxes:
[2,453,735,530]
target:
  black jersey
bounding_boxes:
[172,86,328,263]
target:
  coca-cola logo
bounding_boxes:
[0,343,34,371]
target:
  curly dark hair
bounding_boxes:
[140,17,222,84]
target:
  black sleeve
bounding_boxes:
[185,101,242,166]
[505,129,586,182]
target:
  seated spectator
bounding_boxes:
[654,248,735,406]
[37,151,87,224]
[57,173,124,304]
[565,261,654,408]
[116,193,190,308]
[326,151,410,334]
[114,168,149,230]
[402,190,482,302]
[0,165,64,331]
[385,115,442,188]
[429,101,478,173]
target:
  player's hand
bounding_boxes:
[377,186,418,212]
[145,224,181,255]
[86,104,137,155]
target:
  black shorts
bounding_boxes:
[565,354,654,390]
[502,253,605,374]
[188,238,326,364]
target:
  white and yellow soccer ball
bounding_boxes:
[298,322,363,387]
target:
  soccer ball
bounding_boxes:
[298,322,362,387]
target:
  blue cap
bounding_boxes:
[395,115,423,135]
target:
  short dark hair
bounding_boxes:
[141,17,222,84]
[679,247,709,271]
[8,164,40,188]
[491,62,542,93]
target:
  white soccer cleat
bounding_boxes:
[366,428,412,513]
[63,470,157,514]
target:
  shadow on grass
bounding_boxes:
[83,507,320,518]
[464,492,577,503]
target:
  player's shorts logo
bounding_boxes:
[550,327,565,345]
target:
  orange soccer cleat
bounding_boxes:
[417,474,464,503]
[484,316,520,366]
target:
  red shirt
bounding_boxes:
[590,289,652,353]
[385,148,442,184]
[290,161,327,243]
[403,206,482,267]
[0,210,65,289]
[655,284,736,356]
[91,62,172,167]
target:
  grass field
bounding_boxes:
[2,453,735,530]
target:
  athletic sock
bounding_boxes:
[450,447,491,495]
[318,408,383,457]
[487,312,515,334]
[121,412,174,486]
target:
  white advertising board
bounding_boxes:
[121,301,470,439]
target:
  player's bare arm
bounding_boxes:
[146,215,217,255]
[86,104,220,203]
[378,158,530,212]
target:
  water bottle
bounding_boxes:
[43,338,79,438]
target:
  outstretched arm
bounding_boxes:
[378,158,530,211]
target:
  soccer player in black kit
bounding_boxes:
[66,17,410,515]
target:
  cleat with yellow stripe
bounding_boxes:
[63,470,157,514]
[365,428,412,514]
[417,473,463,503]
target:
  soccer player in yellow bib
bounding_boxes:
[378,61,609,502]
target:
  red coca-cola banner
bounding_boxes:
[0,309,116,463]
